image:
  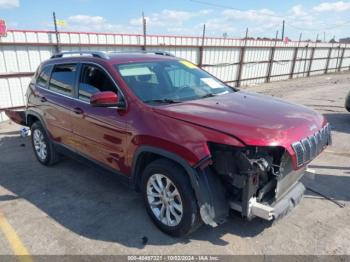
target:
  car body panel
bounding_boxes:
[39,87,76,146]
[25,53,329,176]
[71,99,129,173]
[152,91,327,169]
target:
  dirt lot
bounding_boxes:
[0,72,350,256]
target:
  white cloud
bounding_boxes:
[222,9,282,24]
[313,1,350,12]
[40,6,350,40]
[0,0,19,8]
[129,9,211,29]
[7,21,18,27]
[202,18,236,36]
[202,8,282,37]
[66,15,139,33]
[68,15,105,26]
[290,4,307,16]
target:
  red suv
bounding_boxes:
[11,51,332,236]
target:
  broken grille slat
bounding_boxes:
[292,124,331,167]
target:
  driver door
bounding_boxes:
[71,63,127,173]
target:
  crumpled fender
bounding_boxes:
[132,146,229,227]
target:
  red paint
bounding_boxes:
[7,29,305,43]
[0,20,6,37]
[26,54,329,176]
[90,91,118,106]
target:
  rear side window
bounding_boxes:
[49,64,76,96]
[36,65,52,88]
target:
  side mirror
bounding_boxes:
[90,91,120,107]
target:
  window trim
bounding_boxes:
[48,63,78,98]
[75,62,127,107]
[35,65,53,89]
[35,61,127,109]
[114,60,237,104]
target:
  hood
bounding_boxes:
[153,91,326,148]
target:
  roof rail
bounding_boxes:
[149,51,175,57]
[50,51,109,59]
[108,50,175,57]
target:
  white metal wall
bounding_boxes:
[1,29,350,121]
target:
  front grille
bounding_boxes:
[292,123,332,167]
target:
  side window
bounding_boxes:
[166,68,196,89]
[36,65,52,88]
[78,64,117,102]
[49,64,76,96]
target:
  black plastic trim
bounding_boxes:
[53,142,131,187]
[132,146,229,226]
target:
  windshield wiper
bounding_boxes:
[200,93,217,99]
[144,99,181,104]
[200,91,229,99]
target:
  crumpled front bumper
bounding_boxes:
[248,182,305,221]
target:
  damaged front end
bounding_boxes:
[208,143,306,221]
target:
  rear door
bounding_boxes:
[42,63,78,147]
[71,63,127,173]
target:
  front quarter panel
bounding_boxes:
[124,105,245,174]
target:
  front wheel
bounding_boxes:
[141,159,202,237]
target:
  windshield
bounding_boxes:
[115,60,235,104]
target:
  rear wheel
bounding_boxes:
[141,159,201,237]
[31,121,59,166]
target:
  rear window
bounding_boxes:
[36,65,52,88]
[49,64,76,96]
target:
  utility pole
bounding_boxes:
[281,20,285,40]
[201,23,206,46]
[142,12,147,51]
[198,24,206,67]
[53,12,60,53]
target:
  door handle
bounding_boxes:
[73,107,84,115]
[40,96,47,102]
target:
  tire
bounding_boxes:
[31,121,60,166]
[345,92,350,112]
[141,158,202,237]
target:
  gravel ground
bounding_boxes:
[0,72,349,256]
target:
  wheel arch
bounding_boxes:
[26,110,43,127]
[131,146,195,191]
[131,145,229,227]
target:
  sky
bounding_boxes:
[1,0,350,41]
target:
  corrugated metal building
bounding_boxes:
[1,29,349,121]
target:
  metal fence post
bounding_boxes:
[307,46,315,77]
[302,45,309,77]
[52,12,60,53]
[325,46,332,74]
[198,24,206,67]
[142,12,147,51]
[236,46,245,87]
[289,47,298,79]
[266,31,278,83]
[289,33,302,79]
[266,46,276,83]
[198,47,203,67]
[338,47,345,71]
[236,28,249,87]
